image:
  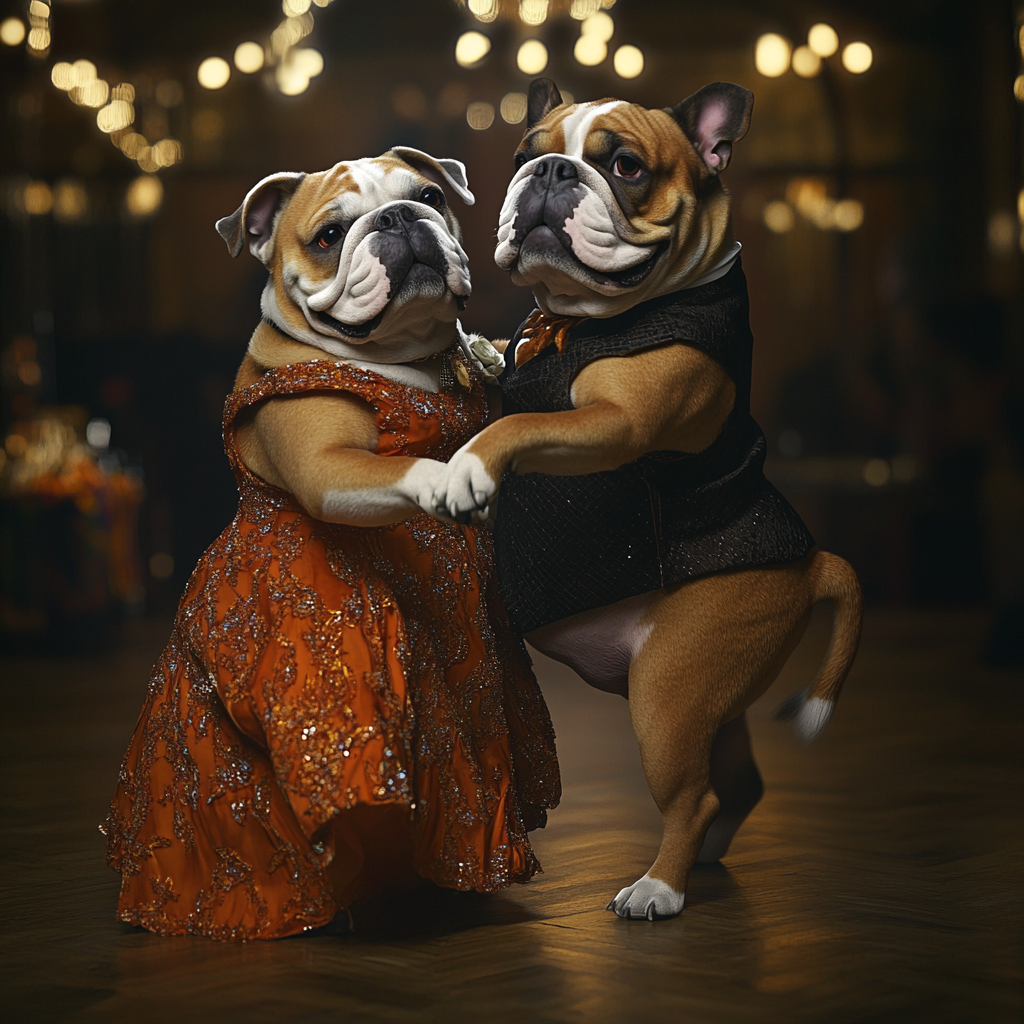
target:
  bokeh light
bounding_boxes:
[613,44,643,78]
[468,0,499,22]
[455,31,490,68]
[500,92,528,124]
[755,34,791,77]
[763,201,794,233]
[96,100,134,133]
[0,17,26,46]
[582,11,614,41]
[517,39,548,74]
[53,179,89,223]
[26,27,49,54]
[392,84,428,120]
[1012,74,1024,102]
[807,23,839,57]
[519,0,548,27]
[466,101,495,130]
[282,0,311,14]
[275,47,323,95]
[833,198,864,231]
[841,42,873,74]
[234,41,265,74]
[197,57,231,90]
[125,174,164,218]
[574,34,606,66]
[23,181,53,216]
[792,45,821,78]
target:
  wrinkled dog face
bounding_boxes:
[495,80,753,318]
[217,148,474,363]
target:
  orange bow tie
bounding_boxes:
[514,309,587,368]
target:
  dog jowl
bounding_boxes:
[216,148,474,365]
[495,79,752,317]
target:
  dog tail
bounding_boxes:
[775,551,862,743]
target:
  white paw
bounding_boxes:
[401,459,450,516]
[440,450,496,519]
[606,873,685,920]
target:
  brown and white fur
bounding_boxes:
[215,149,497,524]
[424,81,863,920]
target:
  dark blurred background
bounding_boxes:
[1,0,1022,662]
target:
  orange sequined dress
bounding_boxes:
[102,357,560,940]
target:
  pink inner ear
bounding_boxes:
[246,189,283,240]
[695,98,730,168]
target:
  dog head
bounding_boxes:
[216,149,475,363]
[495,80,753,318]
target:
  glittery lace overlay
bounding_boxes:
[102,358,560,940]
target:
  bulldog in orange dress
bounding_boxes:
[429,82,861,920]
[102,150,559,940]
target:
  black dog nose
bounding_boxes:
[533,156,578,182]
[374,203,419,232]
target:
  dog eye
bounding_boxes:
[315,225,343,249]
[420,187,445,209]
[613,155,644,179]
[514,151,529,171]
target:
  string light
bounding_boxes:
[519,0,548,26]
[841,41,873,74]
[468,0,499,23]
[466,101,495,130]
[613,44,643,78]
[500,91,528,123]
[791,45,821,78]
[763,201,794,233]
[234,41,265,74]
[26,0,50,57]
[197,56,231,90]
[456,31,491,67]
[517,39,548,74]
[755,34,791,77]
[0,17,25,46]
[807,23,839,58]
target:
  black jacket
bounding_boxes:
[494,260,814,634]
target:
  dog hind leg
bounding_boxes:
[695,712,764,863]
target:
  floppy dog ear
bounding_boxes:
[527,78,563,130]
[390,147,475,206]
[215,171,306,260]
[668,82,753,174]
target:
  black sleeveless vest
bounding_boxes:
[494,260,814,634]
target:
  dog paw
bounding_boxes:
[442,450,497,519]
[401,459,451,516]
[606,873,685,920]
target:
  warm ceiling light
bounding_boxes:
[0,17,25,46]
[807,23,838,57]
[613,44,643,78]
[455,31,491,68]
[755,33,791,77]
[574,34,606,66]
[841,41,873,74]
[792,45,821,78]
[500,91,528,124]
[581,11,614,41]
[197,56,231,89]
[234,42,264,74]
[517,39,548,74]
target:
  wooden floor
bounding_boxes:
[1,608,1021,1023]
